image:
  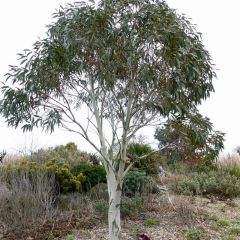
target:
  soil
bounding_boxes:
[1,195,240,240]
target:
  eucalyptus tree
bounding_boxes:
[0,0,216,239]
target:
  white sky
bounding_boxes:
[0,0,239,154]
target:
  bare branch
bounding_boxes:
[137,142,178,160]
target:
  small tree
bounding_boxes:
[155,109,224,166]
[0,1,216,239]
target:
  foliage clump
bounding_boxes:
[127,142,163,176]
[171,169,240,198]
[183,226,206,240]
[144,216,160,226]
[120,196,144,219]
[29,142,95,164]
[46,159,86,193]
[155,111,224,166]
[123,170,158,197]
[71,162,106,192]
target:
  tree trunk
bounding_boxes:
[107,172,122,240]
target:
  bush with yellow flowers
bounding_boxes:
[1,158,86,194]
[45,159,86,193]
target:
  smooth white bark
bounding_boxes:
[107,171,122,240]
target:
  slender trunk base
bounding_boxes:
[108,196,121,240]
[107,175,122,240]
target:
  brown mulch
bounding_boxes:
[1,195,240,240]
[1,219,76,240]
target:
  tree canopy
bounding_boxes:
[155,109,224,166]
[1,0,215,135]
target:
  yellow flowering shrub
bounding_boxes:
[1,159,86,194]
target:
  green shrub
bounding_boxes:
[183,226,206,240]
[229,226,240,234]
[171,169,240,198]
[172,177,201,195]
[218,219,231,227]
[71,163,106,192]
[94,199,108,219]
[65,234,76,240]
[144,217,160,226]
[123,170,158,197]
[120,196,144,219]
[223,234,238,240]
[29,142,94,164]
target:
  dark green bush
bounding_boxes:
[127,142,163,175]
[171,169,240,198]
[123,170,158,197]
[171,176,200,195]
[71,163,106,192]
[127,142,152,156]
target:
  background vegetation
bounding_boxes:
[0,141,240,239]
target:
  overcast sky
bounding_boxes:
[0,0,239,154]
